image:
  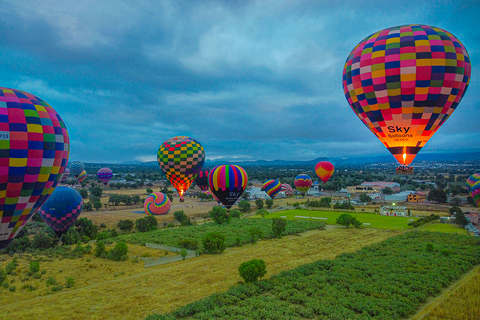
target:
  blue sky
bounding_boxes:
[0,0,478,163]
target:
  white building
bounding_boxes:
[380,206,409,217]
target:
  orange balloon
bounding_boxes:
[315,161,334,184]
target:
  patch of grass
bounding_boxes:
[420,222,468,234]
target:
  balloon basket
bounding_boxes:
[396,166,413,175]
[180,197,185,203]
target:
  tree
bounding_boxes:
[202,232,226,253]
[336,213,361,228]
[319,197,332,208]
[108,242,128,261]
[451,197,461,207]
[265,199,274,209]
[61,228,80,245]
[427,188,447,203]
[108,194,121,206]
[180,247,188,260]
[31,232,56,250]
[359,193,372,203]
[209,206,230,224]
[89,185,103,197]
[173,210,191,225]
[255,199,264,210]
[146,188,153,194]
[238,200,251,213]
[117,219,134,232]
[454,211,469,227]
[230,209,241,219]
[79,189,89,199]
[84,202,93,211]
[94,201,103,211]
[467,196,477,207]
[241,191,250,200]
[272,218,286,238]
[382,187,393,195]
[74,218,98,240]
[135,216,158,232]
[249,227,263,243]
[95,241,106,258]
[238,259,267,283]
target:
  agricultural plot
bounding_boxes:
[148,232,480,320]
[269,209,416,230]
[420,222,469,234]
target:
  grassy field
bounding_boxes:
[268,209,417,230]
[419,222,469,234]
[0,228,400,320]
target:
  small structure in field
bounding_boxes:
[380,205,409,217]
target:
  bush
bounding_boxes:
[99,223,107,229]
[65,276,75,288]
[209,206,230,224]
[272,218,287,238]
[61,228,81,245]
[336,213,361,228]
[180,248,188,260]
[426,243,434,252]
[46,277,58,286]
[32,232,56,250]
[136,216,158,232]
[95,241,107,258]
[4,236,31,254]
[178,239,199,250]
[255,199,264,210]
[108,242,128,261]
[230,209,241,219]
[173,210,192,226]
[202,232,226,254]
[238,259,267,283]
[75,218,98,240]
[5,258,18,275]
[249,227,263,243]
[265,199,273,209]
[28,261,40,275]
[238,200,251,213]
[117,219,134,232]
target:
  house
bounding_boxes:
[385,191,416,202]
[380,205,409,217]
[408,192,426,203]
[357,182,401,194]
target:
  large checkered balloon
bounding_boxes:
[157,136,205,200]
[38,186,83,237]
[0,88,69,248]
[343,25,471,166]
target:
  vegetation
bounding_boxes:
[117,219,135,232]
[265,199,273,209]
[255,199,264,209]
[238,259,267,283]
[272,218,286,238]
[148,232,480,319]
[408,214,440,227]
[209,206,230,224]
[202,232,226,254]
[238,200,251,213]
[336,213,361,228]
[173,210,191,226]
[427,188,448,203]
[135,216,158,232]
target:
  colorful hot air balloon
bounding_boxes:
[294,174,312,195]
[315,161,334,184]
[280,183,294,196]
[69,161,84,177]
[77,170,87,183]
[97,167,113,186]
[194,170,210,192]
[157,136,205,202]
[38,187,83,237]
[208,165,248,209]
[61,167,70,183]
[144,192,171,215]
[466,173,480,196]
[471,180,480,208]
[342,25,471,172]
[262,179,282,199]
[0,88,69,249]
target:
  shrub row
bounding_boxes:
[408,214,440,228]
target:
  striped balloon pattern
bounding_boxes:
[208,165,248,209]
[77,170,87,183]
[61,167,70,182]
[38,187,83,237]
[157,136,205,199]
[194,170,210,191]
[144,192,171,215]
[343,25,471,166]
[466,173,480,196]
[280,183,294,196]
[471,181,480,208]
[294,174,312,195]
[69,161,84,177]
[97,167,113,186]
[263,179,282,199]
[315,161,334,184]
[0,88,70,248]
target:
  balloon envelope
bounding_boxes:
[69,161,84,177]
[466,173,480,196]
[77,170,87,183]
[157,136,205,199]
[61,168,70,182]
[0,88,69,249]
[342,24,471,166]
[294,174,312,195]
[471,180,480,208]
[38,187,82,237]
[280,183,294,196]
[97,167,113,186]
[315,161,334,184]
[208,165,248,209]
[144,192,171,215]
[263,179,281,199]
[194,170,210,191]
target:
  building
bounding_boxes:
[465,212,479,225]
[348,182,401,195]
[408,192,426,203]
[380,205,409,217]
[385,191,416,202]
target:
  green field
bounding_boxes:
[420,222,469,234]
[267,209,416,230]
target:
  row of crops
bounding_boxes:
[147,231,480,320]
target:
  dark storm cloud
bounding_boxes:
[0,0,478,163]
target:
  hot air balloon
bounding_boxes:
[471,180,480,208]
[0,88,70,248]
[280,183,294,196]
[61,168,70,183]
[97,167,113,186]
[69,161,84,177]
[144,192,171,215]
[263,179,281,199]
[194,170,210,192]
[342,25,471,174]
[77,170,87,183]
[315,161,334,184]
[157,136,205,202]
[466,173,480,196]
[294,174,312,195]
[38,187,83,237]
[208,165,248,209]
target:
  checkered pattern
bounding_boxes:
[144,192,171,215]
[263,179,281,199]
[294,174,312,194]
[157,136,205,196]
[61,167,70,182]
[97,167,113,185]
[69,161,84,177]
[471,181,480,208]
[0,88,69,243]
[39,187,82,235]
[315,161,334,184]
[342,25,471,166]
[77,170,87,183]
[280,183,294,196]
[194,170,210,191]
[466,173,480,196]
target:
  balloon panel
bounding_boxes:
[97,167,113,185]
[466,173,480,195]
[144,192,171,215]
[77,170,87,183]
[194,170,210,191]
[315,161,334,183]
[38,187,82,235]
[294,174,312,194]
[69,161,84,177]
[263,179,281,199]
[157,136,205,196]
[280,183,294,196]
[342,25,471,165]
[0,88,69,246]
[208,165,248,209]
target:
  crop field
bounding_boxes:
[268,209,417,230]
[419,222,469,234]
[0,228,400,320]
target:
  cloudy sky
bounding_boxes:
[0,0,478,163]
